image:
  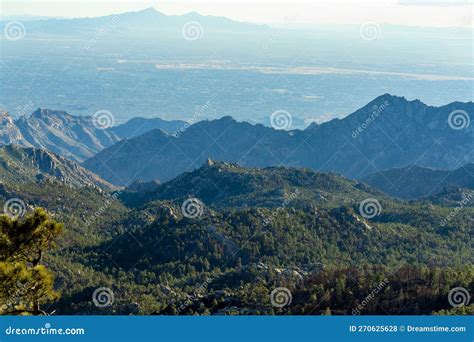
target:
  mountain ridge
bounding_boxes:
[6,7,268,36]
[118,158,385,209]
[83,94,474,186]
[363,163,474,199]
[0,144,115,190]
[0,108,187,162]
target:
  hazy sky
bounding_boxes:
[1,0,473,27]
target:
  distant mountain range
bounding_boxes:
[3,7,267,37]
[109,116,185,139]
[0,108,185,162]
[83,94,474,186]
[2,95,472,190]
[363,164,474,199]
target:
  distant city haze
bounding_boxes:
[0,2,472,126]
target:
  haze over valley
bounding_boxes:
[0,3,473,317]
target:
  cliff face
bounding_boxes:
[14,108,120,162]
[0,111,27,146]
[0,144,115,190]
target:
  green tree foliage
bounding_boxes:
[0,209,63,315]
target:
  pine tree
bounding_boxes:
[0,209,63,315]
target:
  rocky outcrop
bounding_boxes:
[0,144,115,190]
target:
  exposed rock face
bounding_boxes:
[15,108,120,162]
[84,95,474,186]
[0,111,27,146]
[0,108,187,163]
[0,144,115,190]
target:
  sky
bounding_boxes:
[1,0,473,27]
